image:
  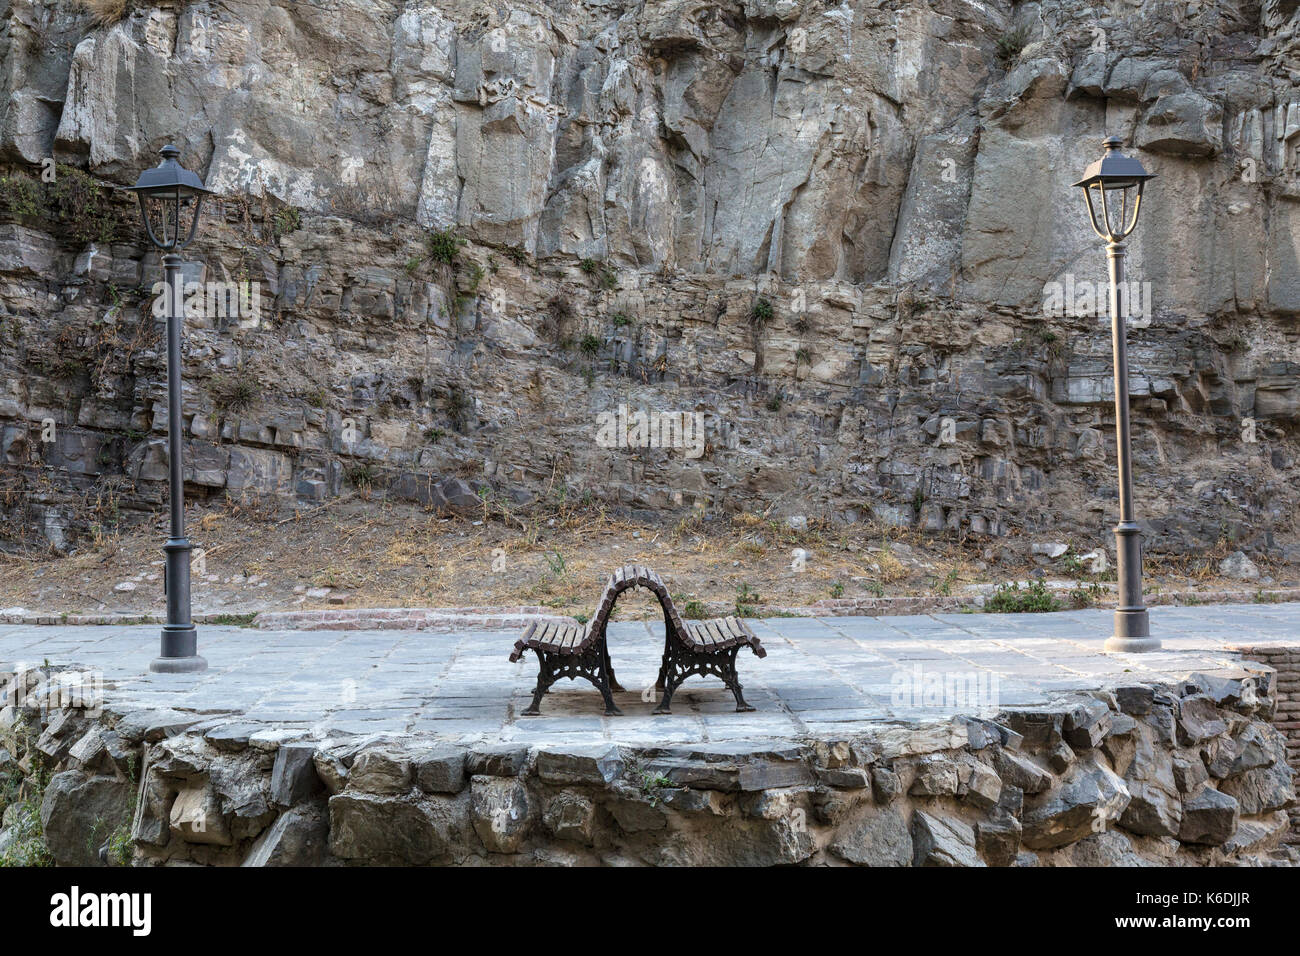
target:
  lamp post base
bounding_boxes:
[1104,636,1161,653]
[150,624,207,673]
[149,654,208,674]
[1105,608,1159,653]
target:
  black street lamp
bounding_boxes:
[127,145,211,673]
[1073,136,1159,653]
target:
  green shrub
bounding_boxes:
[427,227,464,264]
[345,463,375,489]
[985,580,1061,613]
[207,612,257,626]
[1068,582,1106,609]
[735,583,761,617]
[272,206,301,238]
[49,164,122,244]
[682,599,706,619]
[0,171,44,218]
[579,258,616,289]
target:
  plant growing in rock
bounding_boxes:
[48,164,123,245]
[272,205,301,239]
[750,297,774,326]
[0,717,53,867]
[426,227,464,264]
[445,385,471,431]
[345,462,375,491]
[73,0,139,24]
[638,770,675,807]
[996,26,1031,67]
[579,333,601,355]
[579,257,617,290]
[545,294,574,339]
[0,170,43,218]
[210,368,259,412]
[463,263,485,294]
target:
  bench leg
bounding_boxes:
[653,645,755,714]
[655,616,673,692]
[653,638,684,714]
[522,644,623,717]
[521,649,555,716]
[602,639,625,693]
[723,653,755,713]
[653,669,680,715]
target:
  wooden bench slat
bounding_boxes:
[708,621,728,646]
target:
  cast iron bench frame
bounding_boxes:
[509,565,766,716]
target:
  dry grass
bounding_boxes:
[0,495,1293,617]
[75,0,134,26]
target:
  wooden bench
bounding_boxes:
[509,565,766,715]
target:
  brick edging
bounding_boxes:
[3,588,1298,627]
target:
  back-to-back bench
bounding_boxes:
[509,565,766,715]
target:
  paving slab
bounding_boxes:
[0,603,1296,745]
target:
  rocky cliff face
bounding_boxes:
[1,0,1299,560]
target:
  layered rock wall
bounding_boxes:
[1,0,1299,559]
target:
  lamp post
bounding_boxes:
[127,145,211,673]
[1073,136,1159,653]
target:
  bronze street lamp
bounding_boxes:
[127,145,211,673]
[1073,136,1159,652]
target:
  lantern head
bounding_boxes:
[127,145,211,251]
[1073,137,1155,243]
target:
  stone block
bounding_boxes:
[413,746,466,794]
[912,811,983,867]
[271,742,322,807]
[535,745,624,786]
[470,776,531,853]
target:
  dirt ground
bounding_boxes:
[0,492,1294,620]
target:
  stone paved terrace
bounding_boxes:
[2,603,1298,745]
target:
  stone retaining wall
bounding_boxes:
[1234,645,1300,844]
[1,663,1295,867]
